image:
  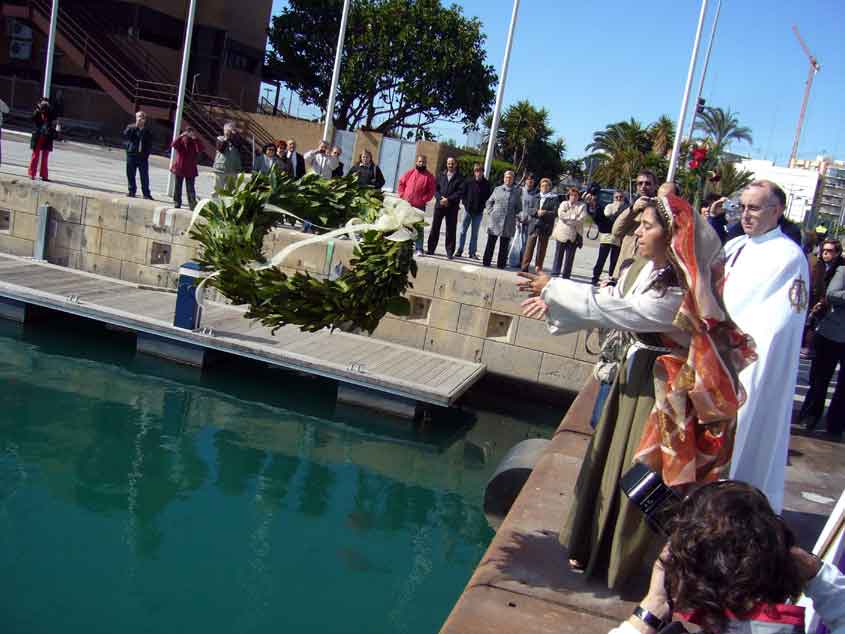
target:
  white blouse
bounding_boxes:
[540,260,685,340]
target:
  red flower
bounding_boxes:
[692,147,707,160]
[689,160,700,169]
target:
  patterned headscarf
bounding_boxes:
[634,194,757,487]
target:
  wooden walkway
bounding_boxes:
[0,254,485,407]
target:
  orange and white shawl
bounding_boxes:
[634,194,757,487]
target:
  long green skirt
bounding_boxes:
[560,348,664,590]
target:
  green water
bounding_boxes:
[0,317,558,634]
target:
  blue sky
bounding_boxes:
[269,0,844,165]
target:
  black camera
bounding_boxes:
[620,462,682,536]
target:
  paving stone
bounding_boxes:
[424,327,485,363]
[440,584,620,634]
[538,353,593,393]
[370,316,426,349]
[482,339,541,382]
[456,304,490,338]
[100,229,149,264]
[0,178,39,213]
[0,234,34,257]
[433,264,496,309]
[38,187,85,224]
[491,271,526,315]
[79,252,123,279]
[515,316,578,357]
[10,210,37,241]
[83,193,128,232]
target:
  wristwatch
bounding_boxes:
[633,606,667,631]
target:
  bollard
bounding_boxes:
[173,261,205,330]
[483,438,550,530]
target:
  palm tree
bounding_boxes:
[715,161,754,197]
[694,107,753,152]
[587,119,652,190]
[648,115,675,158]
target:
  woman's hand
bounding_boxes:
[517,271,550,297]
[642,552,672,619]
[521,296,548,319]
[791,546,823,584]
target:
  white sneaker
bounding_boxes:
[415,249,425,257]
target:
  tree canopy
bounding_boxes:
[483,100,568,180]
[693,107,753,152]
[265,0,497,137]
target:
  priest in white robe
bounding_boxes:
[723,179,809,513]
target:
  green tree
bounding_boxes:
[587,118,653,190]
[648,115,675,158]
[483,100,567,179]
[693,107,753,152]
[265,0,496,136]
[715,161,754,197]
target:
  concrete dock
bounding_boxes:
[0,253,485,412]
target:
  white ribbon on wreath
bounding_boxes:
[186,194,423,303]
[259,196,424,270]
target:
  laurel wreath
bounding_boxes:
[188,170,420,333]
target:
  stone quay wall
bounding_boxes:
[0,175,597,393]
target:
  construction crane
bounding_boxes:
[789,25,821,167]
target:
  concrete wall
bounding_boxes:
[0,175,596,394]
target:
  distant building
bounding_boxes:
[790,156,845,231]
[736,158,822,225]
[1,0,273,145]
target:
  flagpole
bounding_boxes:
[42,0,59,98]
[484,0,520,179]
[667,0,709,182]
[323,0,351,143]
[687,0,722,140]
[167,0,198,197]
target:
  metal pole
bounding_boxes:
[667,0,709,182]
[42,0,59,99]
[167,0,198,197]
[687,0,721,140]
[484,0,520,179]
[322,0,351,143]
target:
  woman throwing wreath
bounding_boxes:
[518,194,755,590]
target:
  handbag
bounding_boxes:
[586,223,599,241]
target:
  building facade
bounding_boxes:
[737,158,821,225]
[0,0,272,139]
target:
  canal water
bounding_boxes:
[0,316,562,634]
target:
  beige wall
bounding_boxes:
[244,113,326,150]
[352,130,384,164]
[0,174,597,394]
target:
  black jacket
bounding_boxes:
[590,201,625,234]
[531,195,559,237]
[332,161,344,178]
[462,176,491,215]
[435,171,465,211]
[124,124,153,157]
[30,108,57,152]
[289,152,306,178]
[349,163,386,189]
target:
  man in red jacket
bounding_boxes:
[169,127,205,210]
[397,155,436,256]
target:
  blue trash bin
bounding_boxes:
[173,262,206,330]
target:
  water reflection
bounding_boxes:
[0,320,559,634]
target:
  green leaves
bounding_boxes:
[265,0,496,135]
[189,170,415,334]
